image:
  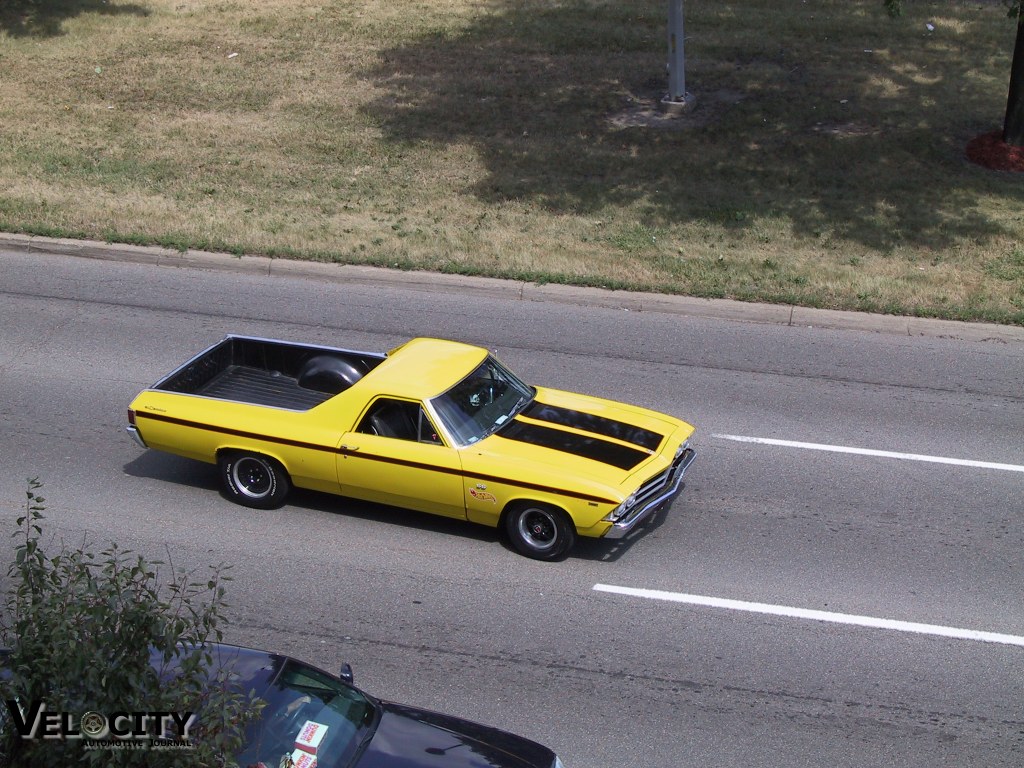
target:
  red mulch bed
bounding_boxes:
[965,130,1024,172]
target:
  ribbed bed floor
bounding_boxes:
[196,365,331,410]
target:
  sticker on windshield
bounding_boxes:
[295,720,329,755]
[285,749,318,768]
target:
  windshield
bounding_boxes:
[236,658,376,768]
[430,356,534,446]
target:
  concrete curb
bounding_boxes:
[4,233,1023,344]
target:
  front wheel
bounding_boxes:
[503,503,576,561]
[219,452,290,509]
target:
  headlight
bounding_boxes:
[601,491,636,523]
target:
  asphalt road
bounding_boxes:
[1,247,1023,767]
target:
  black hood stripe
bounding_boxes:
[499,420,650,470]
[521,401,664,451]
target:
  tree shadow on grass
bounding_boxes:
[361,0,1024,252]
[0,0,148,38]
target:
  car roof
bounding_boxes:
[354,338,489,401]
[150,642,281,688]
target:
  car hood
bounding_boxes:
[354,701,554,768]
[467,386,689,490]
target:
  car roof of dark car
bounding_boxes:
[150,642,305,695]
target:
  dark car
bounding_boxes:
[197,643,563,768]
[0,643,563,768]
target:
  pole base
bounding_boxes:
[660,93,696,116]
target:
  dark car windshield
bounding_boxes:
[430,356,534,446]
[235,657,376,768]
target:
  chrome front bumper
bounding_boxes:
[603,446,696,539]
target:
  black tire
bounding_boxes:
[503,502,576,561]
[219,451,290,509]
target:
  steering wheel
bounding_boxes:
[269,695,314,742]
[469,384,496,408]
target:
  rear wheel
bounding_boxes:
[503,502,576,561]
[219,451,290,509]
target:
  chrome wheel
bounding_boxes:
[219,452,290,509]
[232,456,273,500]
[517,507,559,553]
[504,503,575,561]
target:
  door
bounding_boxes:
[336,397,466,519]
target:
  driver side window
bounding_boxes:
[357,399,443,445]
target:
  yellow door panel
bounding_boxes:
[336,434,466,519]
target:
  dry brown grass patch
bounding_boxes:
[0,0,1021,322]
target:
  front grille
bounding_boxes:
[631,444,689,508]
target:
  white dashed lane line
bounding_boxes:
[712,434,1024,473]
[593,584,1024,647]
[634,434,1022,644]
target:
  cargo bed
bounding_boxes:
[154,335,385,410]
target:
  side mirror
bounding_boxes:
[339,662,354,685]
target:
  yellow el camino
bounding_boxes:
[127,336,696,560]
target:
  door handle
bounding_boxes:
[340,444,360,452]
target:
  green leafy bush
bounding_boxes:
[0,479,263,766]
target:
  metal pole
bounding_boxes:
[667,0,686,101]
[1002,3,1024,145]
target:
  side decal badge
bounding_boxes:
[469,486,497,503]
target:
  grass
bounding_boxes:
[1,0,1023,324]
